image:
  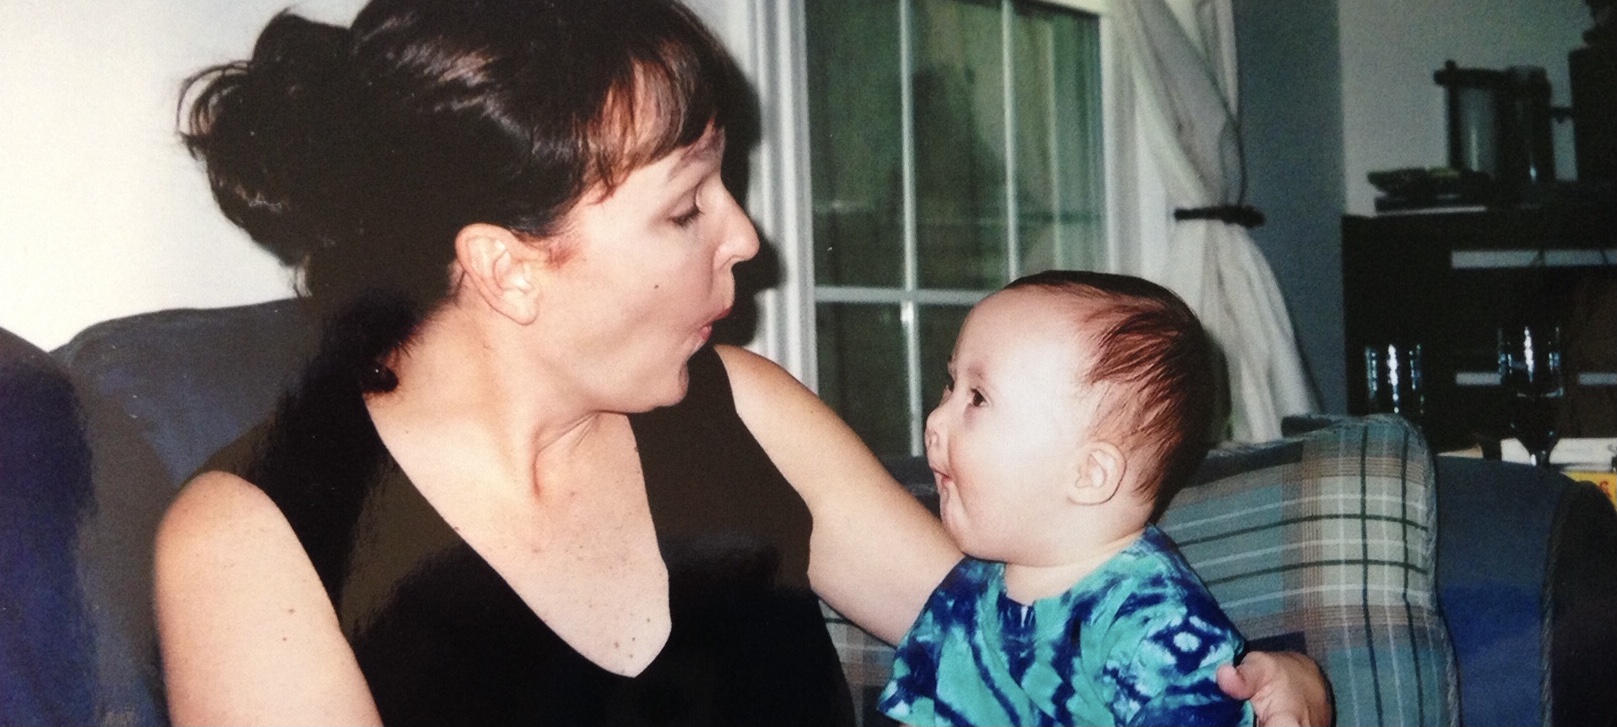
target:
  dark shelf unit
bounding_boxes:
[1343,204,1617,452]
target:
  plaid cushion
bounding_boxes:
[1159,414,1458,727]
[826,415,1457,727]
[821,602,900,726]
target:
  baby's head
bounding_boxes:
[923,270,1215,563]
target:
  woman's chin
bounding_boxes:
[636,366,691,412]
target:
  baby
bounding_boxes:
[879,270,1253,727]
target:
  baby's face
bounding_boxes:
[923,288,1099,563]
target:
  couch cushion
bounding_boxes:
[51,300,317,726]
[1159,414,1457,727]
[53,299,318,485]
[1435,455,1617,727]
[0,328,95,726]
[1433,455,1557,727]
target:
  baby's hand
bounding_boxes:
[1215,652,1332,727]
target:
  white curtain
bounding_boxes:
[1109,0,1316,442]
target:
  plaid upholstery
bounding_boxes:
[1159,414,1457,727]
[828,415,1457,727]
[821,602,901,726]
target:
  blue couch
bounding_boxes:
[2,300,1615,726]
[0,329,95,726]
[1432,455,1617,727]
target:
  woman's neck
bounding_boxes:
[367,302,611,490]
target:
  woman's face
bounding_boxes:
[537,127,759,412]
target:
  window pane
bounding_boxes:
[919,304,974,413]
[805,0,904,287]
[914,0,1006,290]
[804,0,1106,458]
[1011,4,1104,275]
[816,303,909,455]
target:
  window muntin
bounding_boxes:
[806,0,1105,456]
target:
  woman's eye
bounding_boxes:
[671,205,701,228]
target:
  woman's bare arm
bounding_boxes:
[718,346,1332,724]
[154,471,382,726]
[717,345,960,642]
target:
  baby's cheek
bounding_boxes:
[939,497,988,558]
[938,494,965,541]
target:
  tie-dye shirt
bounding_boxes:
[879,525,1253,726]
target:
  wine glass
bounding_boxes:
[1363,342,1425,425]
[1497,325,1565,469]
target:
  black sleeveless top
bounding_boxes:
[207,346,853,726]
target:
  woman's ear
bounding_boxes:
[1067,441,1127,506]
[454,223,540,324]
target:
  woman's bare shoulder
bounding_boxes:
[711,344,799,397]
[155,470,382,725]
[711,345,871,502]
[155,468,321,583]
[160,470,279,538]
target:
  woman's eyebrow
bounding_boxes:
[668,131,725,178]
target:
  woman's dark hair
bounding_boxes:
[1004,270,1217,513]
[180,0,740,388]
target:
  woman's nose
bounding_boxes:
[718,188,760,264]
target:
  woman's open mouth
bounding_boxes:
[699,307,732,342]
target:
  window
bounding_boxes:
[804,0,1107,456]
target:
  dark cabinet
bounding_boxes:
[1342,205,1617,451]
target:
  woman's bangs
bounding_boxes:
[582,41,725,191]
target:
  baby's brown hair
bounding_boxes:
[1004,271,1216,514]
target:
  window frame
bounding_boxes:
[734,0,1121,453]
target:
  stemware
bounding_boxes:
[1497,324,1565,469]
[1363,342,1424,424]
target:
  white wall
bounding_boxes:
[1339,0,1589,215]
[0,0,778,354]
[0,0,368,351]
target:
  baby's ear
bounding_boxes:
[1067,441,1127,506]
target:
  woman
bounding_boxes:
[154,0,1329,724]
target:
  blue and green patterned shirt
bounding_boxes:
[879,525,1254,726]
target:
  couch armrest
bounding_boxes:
[0,329,95,726]
[1548,481,1617,727]
[1435,455,1617,727]
[1166,415,1456,727]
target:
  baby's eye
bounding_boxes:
[968,389,987,407]
[941,373,955,394]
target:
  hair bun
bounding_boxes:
[181,12,359,267]
[249,12,352,80]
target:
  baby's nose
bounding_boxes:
[923,416,941,453]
